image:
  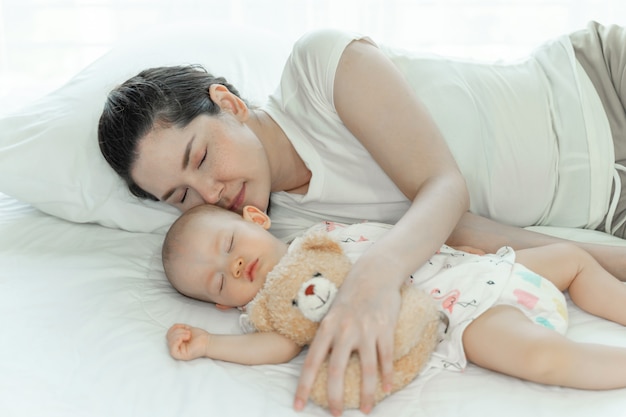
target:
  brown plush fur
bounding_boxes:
[246,229,440,410]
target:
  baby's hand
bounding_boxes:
[166,323,210,361]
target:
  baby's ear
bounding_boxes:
[242,205,271,230]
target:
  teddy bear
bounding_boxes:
[244,228,441,410]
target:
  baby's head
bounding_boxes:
[162,205,288,310]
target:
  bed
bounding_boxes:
[2,23,626,417]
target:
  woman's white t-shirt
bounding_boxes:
[264,29,614,242]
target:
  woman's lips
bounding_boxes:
[228,183,246,212]
[245,259,259,282]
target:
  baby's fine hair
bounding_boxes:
[98,64,245,200]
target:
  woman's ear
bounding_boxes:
[208,84,249,121]
[242,205,271,230]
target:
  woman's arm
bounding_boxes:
[167,323,302,365]
[295,38,469,415]
[448,211,626,281]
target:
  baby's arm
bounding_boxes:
[167,323,302,365]
[448,245,485,255]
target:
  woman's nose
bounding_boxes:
[198,180,224,206]
[231,257,244,279]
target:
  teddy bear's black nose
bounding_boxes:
[292,299,298,307]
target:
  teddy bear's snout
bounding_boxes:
[293,275,338,322]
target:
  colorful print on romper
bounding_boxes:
[517,270,543,287]
[512,269,543,310]
[535,317,555,330]
[430,288,460,313]
[512,269,566,330]
[323,221,346,232]
[553,297,568,321]
[513,289,539,310]
[341,235,369,243]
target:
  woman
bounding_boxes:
[98,22,626,415]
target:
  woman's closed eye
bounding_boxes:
[198,149,207,169]
[180,188,189,204]
[177,148,205,204]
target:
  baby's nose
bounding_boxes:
[232,257,244,279]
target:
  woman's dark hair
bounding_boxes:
[97,64,245,200]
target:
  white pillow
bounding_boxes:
[0,23,293,233]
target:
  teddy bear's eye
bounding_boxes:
[312,272,322,277]
[291,299,298,307]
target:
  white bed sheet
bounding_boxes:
[2,192,626,417]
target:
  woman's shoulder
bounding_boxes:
[290,29,371,65]
[277,29,374,103]
[294,28,365,48]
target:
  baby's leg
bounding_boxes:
[448,212,626,281]
[515,243,626,326]
[463,305,626,389]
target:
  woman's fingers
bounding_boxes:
[294,327,332,411]
[377,334,395,394]
[355,314,396,413]
[294,273,402,414]
[357,341,378,414]
[294,307,396,415]
[295,308,357,415]
[325,336,351,416]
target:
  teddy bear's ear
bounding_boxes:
[300,231,343,254]
[246,291,273,332]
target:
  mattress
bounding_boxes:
[2,191,626,417]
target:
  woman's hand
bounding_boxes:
[294,259,402,416]
[166,323,211,361]
[293,34,468,415]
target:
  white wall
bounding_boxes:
[1,0,625,114]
